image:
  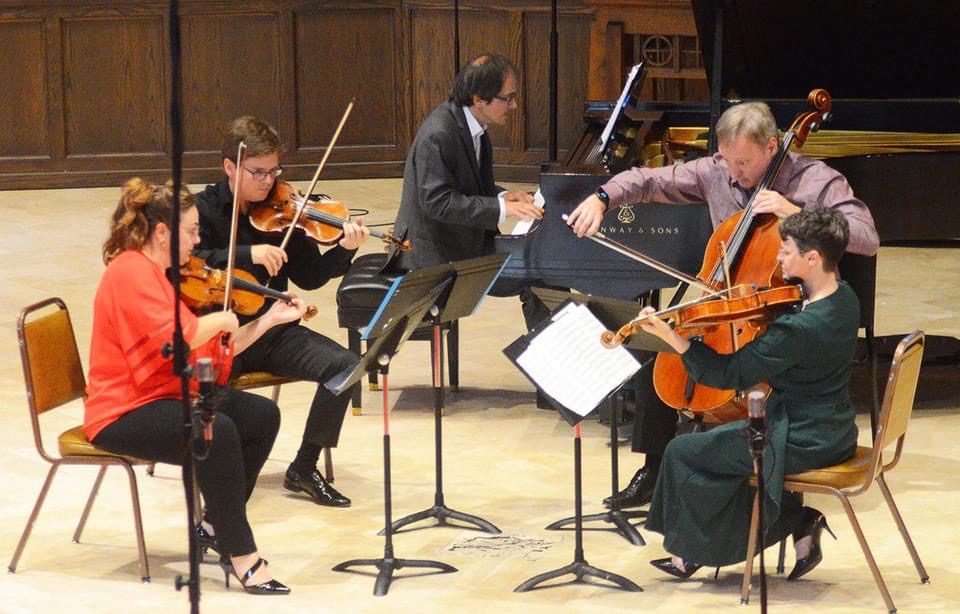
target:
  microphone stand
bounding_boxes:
[162,2,203,611]
[746,391,767,614]
[453,0,460,74]
[548,0,558,162]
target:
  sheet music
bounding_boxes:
[509,189,545,235]
[516,302,640,417]
[598,63,643,151]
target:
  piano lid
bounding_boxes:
[692,0,960,128]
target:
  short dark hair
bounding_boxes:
[779,208,849,270]
[220,115,283,162]
[449,53,517,106]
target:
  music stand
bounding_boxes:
[504,300,645,593]
[326,276,456,596]
[534,289,672,546]
[387,253,509,536]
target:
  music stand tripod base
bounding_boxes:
[327,277,457,596]
[387,255,507,536]
[516,425,642,593]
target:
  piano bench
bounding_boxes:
[336,253,459,415]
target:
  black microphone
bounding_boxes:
[747,390,766,458]
[192,358,216,458]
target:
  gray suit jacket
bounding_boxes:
[391,101,500,271]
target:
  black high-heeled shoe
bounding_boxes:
[195,522,219,558]
[219,556,291,595]
[788,506,837,581]
[650,557,703,579]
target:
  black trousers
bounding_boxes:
[231,321,356,449]
[93,388,279,557]
[631,350,679,456]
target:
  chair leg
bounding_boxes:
[146,462,155,476]
[448,320,459,392]
[8,463,60,573]
[347,328,364,415]
[120,461,150,583]
[270,384,282,404]
[73,465,108,543]
[323,448,335,483]
[777,538,787,574]
[836,493,897,613]
[867,326,880,438]
[876,475,929,584]
[740,490,761,604]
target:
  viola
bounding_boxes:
[601,284,804,348]
[179,255,317,320]
[249,180,411,252]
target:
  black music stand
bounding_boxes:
[386,253,508,536]
[504,300,643,593]
[326,276,456,596]
[534,289,673,546]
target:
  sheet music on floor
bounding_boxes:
[507,301,641,423]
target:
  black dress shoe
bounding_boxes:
[650,557,702,579]
[787,506,837,581]
[603,466,657,509]
[284,466,351,507]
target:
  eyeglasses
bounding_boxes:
[494,92,518,104]
[242,166,283,181]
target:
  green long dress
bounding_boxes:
[644,280,860,567]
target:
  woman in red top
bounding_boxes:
[85,178,304,595]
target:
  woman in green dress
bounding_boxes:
[638,208,859,580]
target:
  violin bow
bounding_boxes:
[582,227,715,293]
[223,141,247,312]
[280,98,356,251]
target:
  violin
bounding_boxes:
[249,180,411,252]
[179,256,317,320]
[601,284,804,348]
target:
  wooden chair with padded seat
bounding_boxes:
[741,330,929,612]
[10,297,150,582]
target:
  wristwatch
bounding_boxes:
[595,187,611,211]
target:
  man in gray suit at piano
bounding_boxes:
[565,100,879,510]
[389,52,551,331]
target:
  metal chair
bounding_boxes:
[10,297,150,582]
[741,331,929,612]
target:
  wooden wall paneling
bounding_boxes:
[521,10,592,158]
[61,16,167,161]
[179,11,282,158]
[293,5,403,162]
[0,19,48,159]
[44,15,66,166]
[407,7,457,135]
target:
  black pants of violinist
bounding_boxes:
[94,388,279,557]
[230,321,355,451]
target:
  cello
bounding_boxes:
[648,89,832,421]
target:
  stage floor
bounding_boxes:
[1,179,957,613]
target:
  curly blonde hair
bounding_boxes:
[102,178,194,264]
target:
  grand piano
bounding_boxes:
[497,0,960,301]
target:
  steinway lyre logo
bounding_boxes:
[617,205,636,225]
